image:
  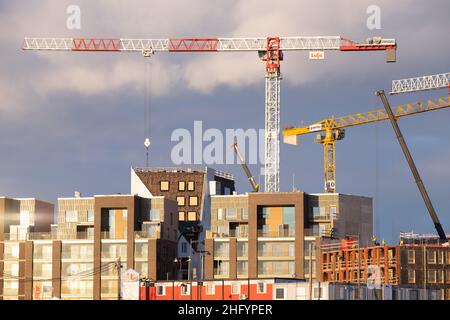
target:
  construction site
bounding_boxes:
[0,1,449,304]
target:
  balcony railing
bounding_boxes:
[100,231,127,240]
[257,229,295,238]
[135,230,159,239]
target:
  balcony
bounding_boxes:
[308,214,331,222]
[100,231,127,240]
[257,228,295,238]
[135,230,160,239]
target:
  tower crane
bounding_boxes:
[282,95,450,193]
[231,142,259,192]
[22,35,396,192]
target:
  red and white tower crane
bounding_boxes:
[22,35,396,192]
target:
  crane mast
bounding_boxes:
[23,35,396,192]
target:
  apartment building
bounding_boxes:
[320,243,450,300]
[0,197,54,241]
[203,191,373,281]
[131,167,236,279]
[0,193,179,300]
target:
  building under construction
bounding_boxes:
[320,240,450,300]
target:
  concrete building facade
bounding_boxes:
[0,194,178,300]
[203,191,373,281]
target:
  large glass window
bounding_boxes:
[258,206,295,237]
[225,208,237,220]
[237,261,248,276]
[237,242,248,257]
[101,209,128,239]
[214,242,229,257]
[214,260,229,277]
[149,209,160,220]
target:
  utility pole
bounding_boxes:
[116,257,123,300]
[188,239,192,281]
[357,243,361,300]
[423,246,427,300]
[308,242,313,300]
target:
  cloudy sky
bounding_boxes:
[0,0,449,243]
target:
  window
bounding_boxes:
[225,208,237,220]
[439,270,445,284]
[65,210,78,223]
[189,196,198,206]
[446,270,450,284]
[188,211,197,221]
[275,288,285,300]
[231,283,240,295]
[262,207,269,219]
[241,208,248,220]
[180,283,190,295]
[408,269,416,284]
[407,250,415,264]
[427,270,437,283]
[237,261,248,276]
[438,251,444,264]
[179,211,185,221]
[187,181,195,191]
[206,283,215,295]
[87,210,94,222]
[257,282,267,294]
[177,196,185,206]
[160,181,169,191]
[312,207,326,218]
[178,181,186,191]
[217,208,223,220]
[156,285,165,296]
[237,242,248,257]
[181,242,188,254]
[149,209,160,220]
[20,211,31,226]
[330,206,337,219]
[427,251,436,264]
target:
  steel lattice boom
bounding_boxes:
[23,35,396,192]
[391,72,450,95]
[283,95,450,192]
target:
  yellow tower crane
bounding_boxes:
[282,95,450,193]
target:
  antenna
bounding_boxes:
[144,138,151,167]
